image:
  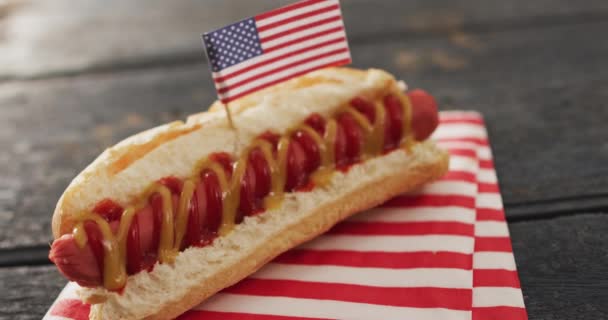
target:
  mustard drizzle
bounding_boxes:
[71,90,413,290]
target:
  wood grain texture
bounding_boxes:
[1,20,607,248]
[0,266,65,320]
[0,1,605,319]
[354,21,608,212]
[0,246,52,267]
[511,214,608,319]
[1,0,607,79]
[1,214,606,319]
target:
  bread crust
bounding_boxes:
[52,67,395,238]
[87,142,449,320]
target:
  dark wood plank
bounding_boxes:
[352,21,608,211]
[0,246,51,267]
[0,21,606,248]
[0,266,65,320]
[1,0,607,79]
[2,214,607,319]
[511,213,608,319]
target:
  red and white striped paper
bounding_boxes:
[44,111,527,320]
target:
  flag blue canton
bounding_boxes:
[203,18,264,72]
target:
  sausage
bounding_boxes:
[383,94,405,150]
[135,205,156,264]
[350,97,375,123]
[49,199,166,286]
[337,112,363,165]
[284,139,309,191]
[408,89,439,141]
[237,160,258,220]
[49,234,102,287]
[292,130,321,175]
[127,204,156,273]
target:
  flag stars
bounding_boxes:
[203,17,262,71]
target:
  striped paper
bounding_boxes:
[43,111,527,320]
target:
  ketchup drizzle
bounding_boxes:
[83,221,105,276]
[93,199,123,222]
[83,94,408,283]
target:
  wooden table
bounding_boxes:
[1,0,607,318]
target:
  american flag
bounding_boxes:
[202,0,351,104]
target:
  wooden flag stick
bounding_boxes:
[223,103,239,153]
[223,103,236,131]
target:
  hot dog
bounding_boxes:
[49,68,448,320]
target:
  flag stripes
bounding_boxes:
[206,0,351,103]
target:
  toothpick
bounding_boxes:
[223,102,239,154]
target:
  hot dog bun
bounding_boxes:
[51,67,449,319]
[53,67,401,238]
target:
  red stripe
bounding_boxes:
[479,182,500,193]
[179,310,328,320]
[225,279,472,310]
[257,4,340,32]
[260,15,342,43]
[447,147,477,159]
[328,221,474,236]
[475,237,513,252]
[214,36,346,82]
[274,250,473,269]
[479,159,494,169]
[474,269,521,288]
[472,306,528,320]
[256,0,326,21]
[440,171,477,183]
[439,118,485,125]
[383,194,476,209]
[221,58,351,103]
[264,26,344,53]
[50,299,90,320]
[436,137,489,146]
[477,208,506,221]
[217,47,349,94]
